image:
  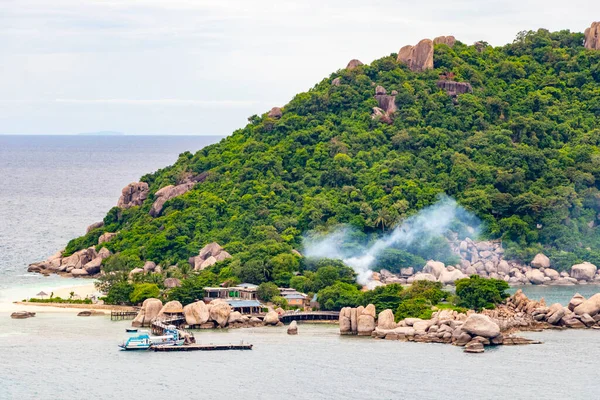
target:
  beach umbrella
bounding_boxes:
[36,291,48,299]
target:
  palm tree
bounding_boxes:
[374,209,390,232]
[69,291,75,300]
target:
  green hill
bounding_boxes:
[66,27,600,293]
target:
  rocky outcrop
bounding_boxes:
[83,257,102,275]
[150,180,197,217]
[98,232,117,244]
[377,309,396,330]
[267,107,282,119]
[340,304,377,336]
[183,301,210,326]
[397,39,434,72]
[117,182,149,209]
[372,85,397,124]
[433,36,456,47]
[584,22,600,50]
[132,298,163,327]
[287,320,298,335]
[331,77,341,86]
[346,59,364,70]
[438,266,466,285]
[461,314,500,338]
[571,262,597,281]
[423,260,445,279]
[436,80,473,98]
[191,242,232,270]
[574,293,600,316]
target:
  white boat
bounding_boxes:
[119,325,184,350]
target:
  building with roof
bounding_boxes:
[281,290,308,308]
[203,283,258,303]
[226,300,263,314]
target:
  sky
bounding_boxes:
[1,0,599,135]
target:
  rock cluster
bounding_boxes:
[28,245,112,277]
[584,21,600,50]
[339,304,376,335]
[371,85,397,124]
[397,39,434,72]
[190,242,232,271]
[346,59,364,70]
[117,182,149,209]
[132,298,163,327]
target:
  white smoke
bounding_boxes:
[302,196,480,285]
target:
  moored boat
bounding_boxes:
[118,325,184,350]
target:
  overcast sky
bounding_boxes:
[1,0,598,135]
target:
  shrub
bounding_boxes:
[257,282,280,302]
[455,275,510,311]
[129,283,160,305]
[105,282,134,305]
[394,298,433,321]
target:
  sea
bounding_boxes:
[1,135,600,399]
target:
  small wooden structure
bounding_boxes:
[279,311,339,324]
[110,310,139,321]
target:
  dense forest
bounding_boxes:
[64,28,600,305]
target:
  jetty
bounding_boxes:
[152,343,253,352]
[110,310,139,321]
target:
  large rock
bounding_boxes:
[526,269,546,285]
[83,257,102,275]
[61,247,96,270]
[546,303,566,325]
[574,293,600,316]
[71,268,89,277]
[150,181,197,217]
[571,262,597,281]
[183,301,210,325]
[461,314,500,338]
[544,268,559,280]
[438,267,466,285]
[377,309,396,330]
[397,39,434,72]
[228,311,244,324]
[98,232,117,244]
[433,35,456,47]
[200,256,217,270]
[263,310,280,326]
[357,314,376,336]
[423,260,445,279]
[199,242,223,260]
[209,302,231,327]
[132,298,163,327]
[339,307,352,334]
[584,21,600,50]
[531,253,550,269]
[97,247,112,259]
[267,107,282,119]
[410,273,437,282]
[287,320,298,335]
[164,278,182,288]
[568,293,585,311]
[363,304,376,318]
[117,182,149,209]
[436,80,473,97]
[86,221,104,233]
[497,260,510,275]
[346,59,364,70]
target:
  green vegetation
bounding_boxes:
[73,27,600,302]
[25,297,92,305]
[129,283,160,304]
[455,275,510,311]
[257,282,280,301]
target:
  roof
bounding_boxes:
[311,294,318,302]
[236,283,258,289]
[283,293,307,300]
[36,291,48,296]
[227,300,262,308]
[204,287,234,291]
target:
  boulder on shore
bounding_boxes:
[461,314,500,338]
[287,320,298,335]
[574,293,600,316]
[183,301,210,326]
[132,298,163,327]
[571,262,597,281]
[263,310,280,326]
[209,302,231,328]
[531,253,550,269]
[377,309,396,330]
[11,311,35,319]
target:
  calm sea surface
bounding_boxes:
[1,135,600,399]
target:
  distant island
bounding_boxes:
[78,131,125,136]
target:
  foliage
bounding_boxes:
[26,297,93,305]
[129,283,160,305]
[455,275,510,311]
[317,282,363,311]
[167,272,218,305]
[63,26,600,305]
[361,283,404,313]
[271,296,288,309]
[257,282,280,302]
[104,282,134,305]
[400,280,448,304]
[395,298,434,321]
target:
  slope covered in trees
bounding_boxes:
[66,28,600,296]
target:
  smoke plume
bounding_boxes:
[302,196,480,285]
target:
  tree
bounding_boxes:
[271,296,288,309]
[257,282,280,302]
[362,283,404,313]
[455,275,510,311]
[168,272,217,305]
[395,298,433,321]
[130,283,160,305]
[105,282,134,305]
[317,282,363,311]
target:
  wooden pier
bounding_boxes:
[152,343,253,352]
[110,310,139,321]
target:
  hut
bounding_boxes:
[36,291,48,300]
